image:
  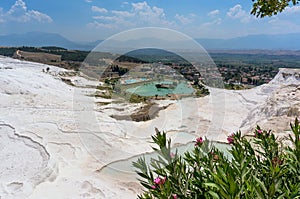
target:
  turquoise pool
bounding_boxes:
[126,81,194,96]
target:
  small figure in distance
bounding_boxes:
[46,67,50,73]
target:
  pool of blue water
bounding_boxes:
[126,81,194,96]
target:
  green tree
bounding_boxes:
[251,0,299,17]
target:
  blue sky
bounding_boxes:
[1,0,300,42]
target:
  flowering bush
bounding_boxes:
[133,118,300,198]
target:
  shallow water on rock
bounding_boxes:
[99,140,231,181]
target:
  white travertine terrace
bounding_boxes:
[0,56,299,198]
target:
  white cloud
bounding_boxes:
[208,9,220,17]
[175,14,193,24]
[132,2,164,18]
[111,10,134,17]
[4,0,52,23]
[268,17,300,32]
[131,2,148,11]
[91,6,108,13]
[131,1,172,25]
[121,2,129,7]
[283,5,300,14]
[7,0,27,15]
[85,0,93,2]
[202,18,222,26]
[93,15,119,22]
[88,1,174,30]
[26,10,53,22]
[227,4,251,23]
[87,21,116,29]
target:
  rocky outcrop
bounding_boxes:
[241,68,300,134]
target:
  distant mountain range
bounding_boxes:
[1,31,300,51]
[0,32,98,50]
[196,34,300,50]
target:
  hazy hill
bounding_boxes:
[0,32,96,50]
[1,32,300,50]
[196,33,300,50]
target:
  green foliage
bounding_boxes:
[127,93,145,103]
[212,53,300,69]
[251,0,299,18]
[194,83,210,97]
[110,64,129,76]
[49,50,89,61]
[117,55,148,63]
[96,84,113,91]
[224,83,247,90]
[133,118,300,198]
[0,47,17,57]
[0,46,89,62]
[41,46,67,51]
[117,48,191,65]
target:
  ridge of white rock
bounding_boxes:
[0,57,299,198]
[240,68,300,134]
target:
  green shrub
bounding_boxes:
[133,119,300,198]
[127,93,145,103]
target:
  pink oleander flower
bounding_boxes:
[254,129,263,137]
[172,194,178,199]
[154,177,161,184]
[195,137,203,146]
[227,133,235,144]
[151,185,156,189]
[154,177,166,185]
[257,129,262,134]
